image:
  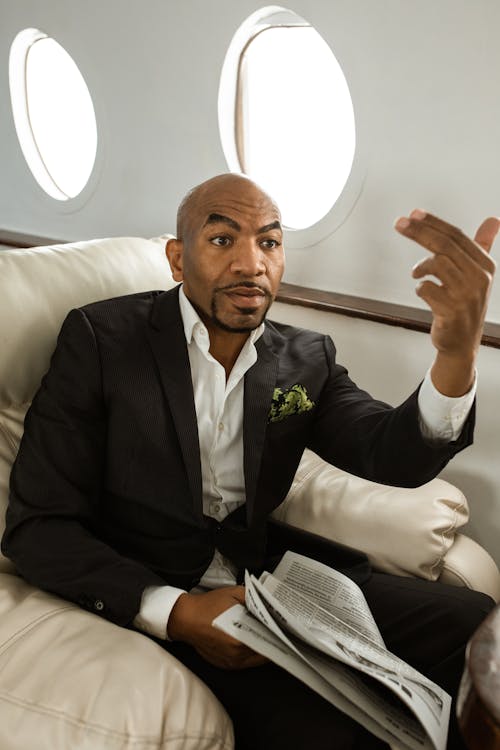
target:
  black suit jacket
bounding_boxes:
[2,287,475,626]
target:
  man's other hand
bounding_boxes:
[395,210,499,396]
[167,586,268,670]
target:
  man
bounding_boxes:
[2,174,497,749]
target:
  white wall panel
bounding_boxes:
[1,2,499,311]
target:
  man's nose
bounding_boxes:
[230,241,266,276]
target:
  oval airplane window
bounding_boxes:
[9,28,98,201]
[219,8,356,230]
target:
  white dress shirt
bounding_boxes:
[133,287,476,639]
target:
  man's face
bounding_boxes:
[168,177,284,334]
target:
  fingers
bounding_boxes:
[169,586,268,670]
[411,253,462,286]
[197,642,268,670]
[230,585,247,605]
[474,216,500,252]
[196,633,268,670]
[168,586,246,642]
[413,279,455,316]
[395,209,497,361]
[395,210,497,276]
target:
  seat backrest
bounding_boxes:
[0,236,175,572]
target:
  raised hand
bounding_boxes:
[395,210,499,396]
[167,586,268,669]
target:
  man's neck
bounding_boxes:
[178,287,259,380]
[207,326,250,380]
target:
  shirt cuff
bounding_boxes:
[133,585,186,641]
[417,368,477,442]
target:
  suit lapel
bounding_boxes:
[243,327,279,524]
[146,288,204,521]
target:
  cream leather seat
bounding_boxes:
[0,236,498,750]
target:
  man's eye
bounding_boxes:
[210,236,232,247]
[261,239,280,250]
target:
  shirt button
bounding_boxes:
[94,600,104,611]
[218,422,224,432]
[211,502,221,514]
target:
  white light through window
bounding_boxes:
[220,12,356,230]
[9,28,98,201]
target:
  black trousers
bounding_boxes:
[164,573,494,750]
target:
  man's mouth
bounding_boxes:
[223,286,268,310]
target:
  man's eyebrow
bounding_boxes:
[204,213,241,231]
[258,221,282,234]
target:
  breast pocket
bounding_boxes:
[266,409,315,440]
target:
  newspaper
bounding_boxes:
[213,551,450,750]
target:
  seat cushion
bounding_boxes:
[0,236,174,408]
[0,573,233,750]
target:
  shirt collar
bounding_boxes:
[178,284,265,347]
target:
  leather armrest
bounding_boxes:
[439,533,500,602]
[273,449,469,581]
[0,573,233,750]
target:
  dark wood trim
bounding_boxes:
[277,282,500,350]
[0,229,65,248]
[2,230,499,349]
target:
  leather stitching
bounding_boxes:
[0,692,232,748]
[0,606,75,656]
[0,608,233,748]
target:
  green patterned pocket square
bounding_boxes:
[268,384,315,423]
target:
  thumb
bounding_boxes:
[231,586,247,605]
[474,217,500,253]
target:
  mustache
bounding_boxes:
[215,281,272,297]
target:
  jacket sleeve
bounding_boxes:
[307,336,475,487]
[1,308,167,626]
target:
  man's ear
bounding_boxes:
[166,238,184,282]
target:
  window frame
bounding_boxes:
[218,6,366,246]
[9,27,98,202]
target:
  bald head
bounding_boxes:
[166,171,284,339]
[176,173,280,246]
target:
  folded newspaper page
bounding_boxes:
[213,551,450,750]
